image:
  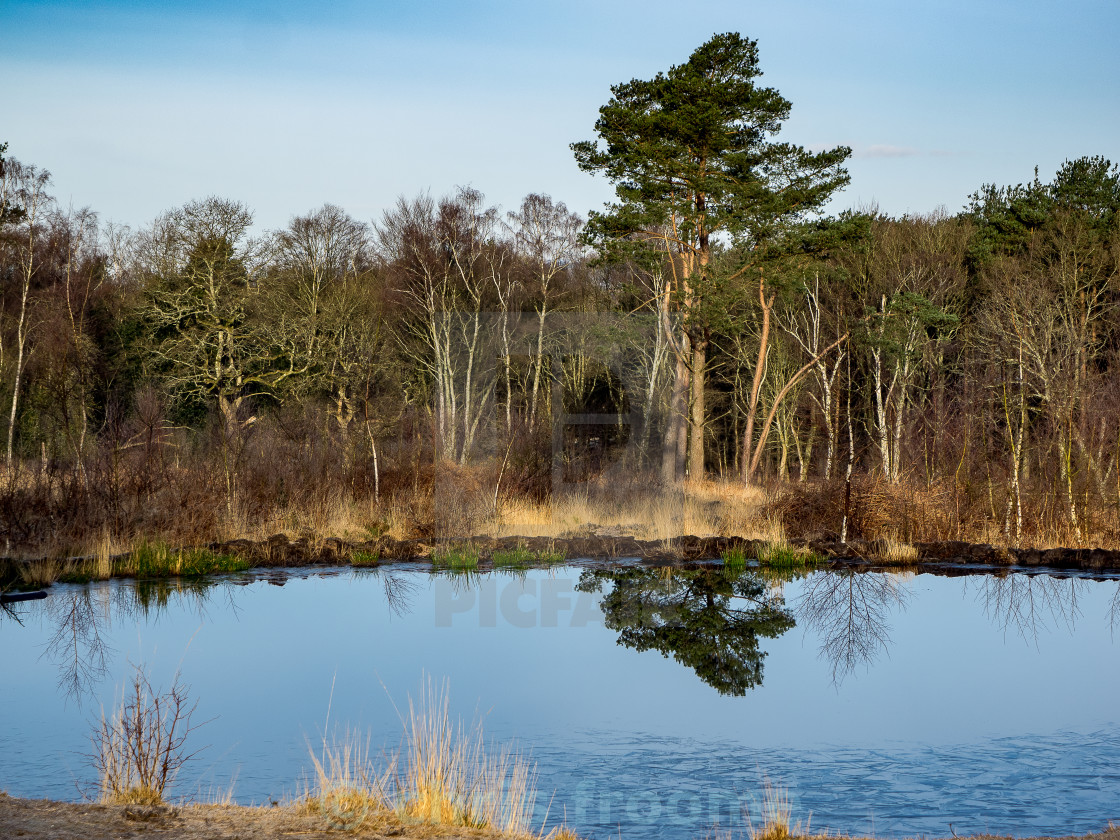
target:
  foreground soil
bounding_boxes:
[0,793,521,839]
[2,795,1117,840]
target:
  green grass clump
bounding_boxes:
[722,547,748,572]
[431,543,481,570]
[120,542,173,577]
[350,550,381,567]
[120,542,249,578]
[58,562,95,584]
[492,546,533,568]
[535,546,565,564]
[756,540,824,569]
[492,544,565,568]
[177,548,249,576]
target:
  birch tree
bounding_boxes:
[506,193,583,431]
[377,189,501,465]
[1,157,53,469]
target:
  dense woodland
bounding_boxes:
[2,35,1119,555]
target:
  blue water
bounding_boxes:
[1,564,1118,838]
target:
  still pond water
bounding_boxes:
[2,562,1119,838]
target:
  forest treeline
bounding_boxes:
[1,37,1118,555]
[2,142,1118,552]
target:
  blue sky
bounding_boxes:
[2,0,1117,232]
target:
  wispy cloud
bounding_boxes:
[859,144,921,159]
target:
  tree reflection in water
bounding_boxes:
[44,588,113,702]
[6,566,1118,707]
[1111,582,1120,636]
[38,578,227,705]
[5,568,425,705]
[972,572,1091,643]
[381,570,421,619]
[577,566,795,695]
[794,569,911,686]
[355,566,419,619]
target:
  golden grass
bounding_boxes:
[302,728,391,832]
[871,536,920,565]
[17,558,66,588]
[396,679,537,834]
[487,480,779,541]
[745,781,810,840]
[93,528,118,580]
[304,679,553,838]
[221,493,413,544]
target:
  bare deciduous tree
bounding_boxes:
[1,158,53,470]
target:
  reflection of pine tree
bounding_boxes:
[578,566,794,695]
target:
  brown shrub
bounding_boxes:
[767,476,954,543]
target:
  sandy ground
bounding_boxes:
[1,793,1117,840]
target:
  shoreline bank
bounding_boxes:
[5,533,1120,591]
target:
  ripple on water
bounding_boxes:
[532,728,1120,838]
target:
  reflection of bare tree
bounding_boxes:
[38,578,225,705]
[796,570,911,685]
[1109,582,1120,636]
[43,589,113,704]
[377,570,419,619]
[974,572,1086,643]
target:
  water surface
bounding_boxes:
[1,563,1118,837]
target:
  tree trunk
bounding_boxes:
[529,307,547,430]
[742,275,773,485]
[6,277,29,469]
[688,338,707,480]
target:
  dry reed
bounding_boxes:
[305,679,548,837]
[745,781,810,840]
[871,536,920,565]
[488,480,778,542]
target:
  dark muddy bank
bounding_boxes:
[214,533,1120,574]
[5,533,1120,591]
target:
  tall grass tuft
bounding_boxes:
[350,549,381,567]
[95,528,117,580]
[745,780,810,840]
[395,678,536,834]
[493,545,535,568]
[872,536,920,565]
[118,542,249,578]
[92,665,204,806]
[722,547,748,573]
[303,728,391,832]
[756,540,824,569]
[431,543,481,570]
[17,558,65,587]
[304,679,546,836]
[492,543,565,568]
